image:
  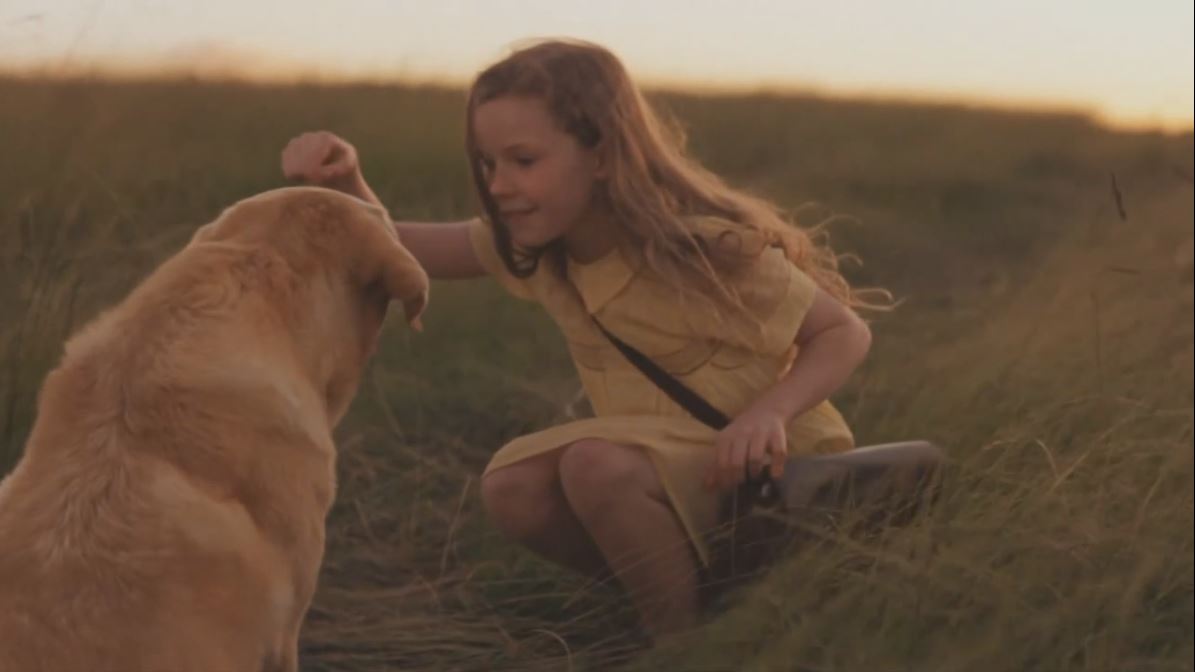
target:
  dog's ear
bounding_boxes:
[188,221,218,245]
[375,237,429,331]
[350,213,429,331]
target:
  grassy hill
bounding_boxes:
[1,76,1191,671]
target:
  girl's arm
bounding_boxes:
[755,287,872,423]
[707,287,872,490]
[391,219,487,280]
[340,172,487,281]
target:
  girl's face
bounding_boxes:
[472,95,605,250]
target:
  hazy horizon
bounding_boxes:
[2,0,1192,132]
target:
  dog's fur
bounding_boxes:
[0,187,428,672]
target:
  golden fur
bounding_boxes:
[0,186,428,672]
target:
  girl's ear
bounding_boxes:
[592,141,611,180]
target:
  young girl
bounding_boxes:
[281,39,880,639]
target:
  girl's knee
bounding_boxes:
[558,439,655,505]
[479,468,558,540]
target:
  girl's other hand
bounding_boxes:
[705,403,788,491]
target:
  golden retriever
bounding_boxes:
[0,186,428,672]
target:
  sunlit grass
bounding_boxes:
[2,75,1191,671]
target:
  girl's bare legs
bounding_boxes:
[482,438,943,640]
[557,439,700,639]
[480,450,608,577]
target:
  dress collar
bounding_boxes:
[566,244,640,315]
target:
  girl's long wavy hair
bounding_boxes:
[464,38,891,321]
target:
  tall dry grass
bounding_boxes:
[1,75,1190,671]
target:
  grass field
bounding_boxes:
[1,75,1191,671]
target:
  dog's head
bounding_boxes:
[190,187,429,422]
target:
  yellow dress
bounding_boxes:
[468,216,854,565]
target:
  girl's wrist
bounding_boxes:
[328,171,378,205]
[751,392,801,423]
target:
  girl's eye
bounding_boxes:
[514,157,537,167]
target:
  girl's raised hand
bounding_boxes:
[280,131,362,191]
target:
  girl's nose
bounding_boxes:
[488,167,513,197]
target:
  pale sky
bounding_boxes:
[2,0,1192,130]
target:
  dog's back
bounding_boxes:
[0,446,294,671]
[0,241,334,672]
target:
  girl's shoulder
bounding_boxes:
[679,214,771,258]
[680,213,816,317]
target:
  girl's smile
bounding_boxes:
[471,95,611,258]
